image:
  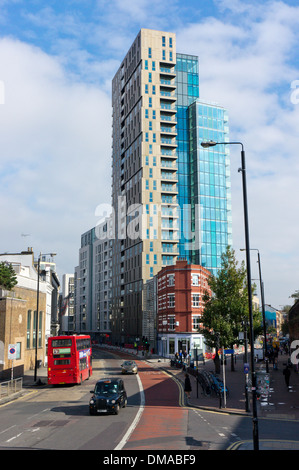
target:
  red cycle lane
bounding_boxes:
[124,361,189,450]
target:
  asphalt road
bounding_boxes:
[0,349,140,450]
[1,348,298,453]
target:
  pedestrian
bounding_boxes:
[184,373,192,398]
[283,366,291,390]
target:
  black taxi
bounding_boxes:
[89,378,127,415]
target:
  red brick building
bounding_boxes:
[157,259,211,358]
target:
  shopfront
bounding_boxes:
[157,333,205,359]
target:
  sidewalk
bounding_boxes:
[153,352,299,420]
[149,351,299,450]
[0,366,48,406]
[100,344,299,420]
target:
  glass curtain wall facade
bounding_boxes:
[189,100,232,274]
[175,54,199,261]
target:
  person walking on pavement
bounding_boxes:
[283,365,291,390]
[184,373,192,398]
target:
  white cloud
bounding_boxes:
[0,37,111,274]
[176,2,299,308]
[0,0,298,309]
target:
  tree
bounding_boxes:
[290,290,299,303]
[0,262,18,291]
[200,246,261,373]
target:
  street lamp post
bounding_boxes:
[242,318,250,412]
[201,140,259,450]
[34,252,56,383]
[241,248,268,372]
[256,250,268,373]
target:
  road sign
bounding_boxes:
[8,344,17,360]
[224,349,234,355]
[244,363,250,374]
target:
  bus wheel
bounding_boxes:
[79,375,82,385]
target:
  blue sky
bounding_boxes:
[0,0,299,310]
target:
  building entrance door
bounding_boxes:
[178,338,190,354]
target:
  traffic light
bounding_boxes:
[142,337,149,351]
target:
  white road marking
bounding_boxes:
[6,432,23,442]
[114,373,145,450]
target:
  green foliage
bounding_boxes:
[201,246,261,350]
[0,262,18,291]
[290,290,299,303]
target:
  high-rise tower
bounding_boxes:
[111,29,179,344]
[111,29,231,345]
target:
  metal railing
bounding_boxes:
[0,378,23,399]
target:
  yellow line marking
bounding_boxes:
[0,390,37,408]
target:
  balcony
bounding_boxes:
[160,113,177,124]
[161,230,179,241]
[160,90,176,102]
[161,171,178,182]
[160,125,177,136]
[161,160,177,170]
[160,66,176,77]
[161,182,178,193]
[161,195,178,204]
[160,78,176,90]
[161,207,179,218]
[162,243,179,254]
[161,148,177,158]
[161,137,177,148]
[160,101,176,113]
[161,220,179,230]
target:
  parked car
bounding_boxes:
[89,378,127,415]
[121,360,138,374]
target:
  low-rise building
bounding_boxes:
[289,299,299,342]
[0,250,52,379]
[156,259,211,358]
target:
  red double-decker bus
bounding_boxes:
[47,335,92,385]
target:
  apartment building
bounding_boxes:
[60,274,75,334]
[110,29,231,345]
[76,218,113,341]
